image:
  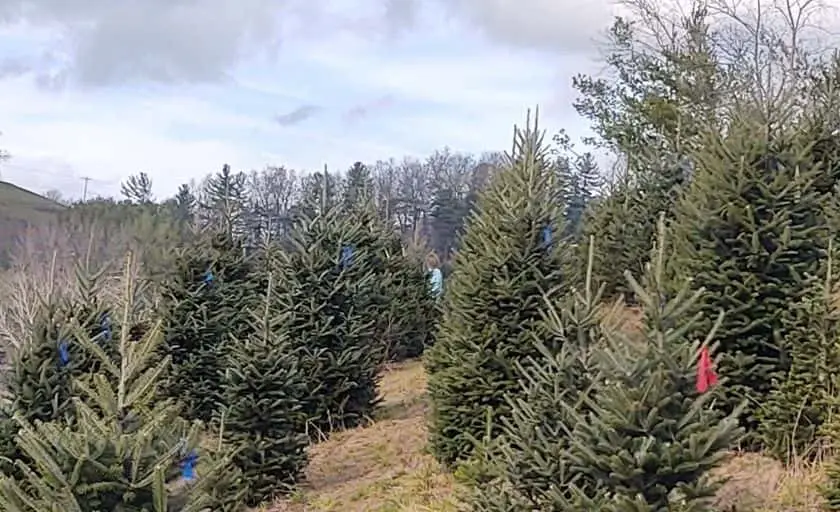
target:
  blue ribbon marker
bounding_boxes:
[541,225,552,248]
[99,312,112,342]
[181,450,198,481]
[340,245,354,269]
[58,340,70,367]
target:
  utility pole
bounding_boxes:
[81,176,92,202]
[0,150,8,182]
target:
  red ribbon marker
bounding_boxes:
[696,345,718,394]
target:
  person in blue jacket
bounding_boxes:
[426,252,443,299]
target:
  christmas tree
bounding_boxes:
[759,240,840,461]
[0,256,119,477]
[343,201,396,363]
[667,115,828,443]
[0,254,245,511]
[466,237,605,510]
[579,153,690,302]
[158,229,257,423]
[425,109,570,467]
[220,272,310,506]
[558,218,744,510]
[348,201,436,363]
[278,181,383,436]
[382,241,438,362]
[577,180,641,300]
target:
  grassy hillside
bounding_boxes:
[263,358,825,512]
[267,360,458,512]
[0,180,65,265]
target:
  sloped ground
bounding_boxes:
[266,360,458,511]
[265,359,827,511]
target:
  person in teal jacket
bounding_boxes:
[426,252,443,299]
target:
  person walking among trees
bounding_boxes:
[426,252,443,299]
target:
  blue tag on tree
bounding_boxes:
[58,340,70,367]
[541,225,552,248]
[99,312,112,342]
[340,245,354,269]
[181,450,198,481]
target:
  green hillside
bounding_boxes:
[0,180,65,265]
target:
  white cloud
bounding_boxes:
[294,36,598,152]
[0,0,619,88]
[0,69,420,199]
[0,0,620,200]
[436,0,618,52]
[303,44,558,108]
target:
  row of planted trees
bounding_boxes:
[425,110,840,510]
[0,178,438,510]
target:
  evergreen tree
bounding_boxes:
[0,255,246,511]
[382,242,438,362]
[668,116,827,443]
[577,177,643,299]
[172,183,197,226]
[562,152,602,239]
[343,161,374,211]
[430,187,471,260]
[120,171,154,204]
[158,230,256,423]
[425,110,570,467]
[295,170,341,221]
[0,295,73,478]
[0,257,118,476]
[199,164,247,235]
[759,241,840,461]
[278,182,382,436]
[558,219,744,510]
[220,272,310,506]
[345,199,437,363]
[467,237,606,510]
[344,201,394,359]
[579,153,690,302]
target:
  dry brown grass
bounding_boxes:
[713,453,826,511]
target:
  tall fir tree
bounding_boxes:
[0,254,246,511]
[199,164,247,235]
[171,183,197,227]
[120,171,154,204]
[343,161,374,211]
[425,109,571,467]
[158,229,256,423]
[346,198,437,362]
[381,237,438,362]
[577,176,644,299]
[278,177,383,436]
[759,240,840,461]
[466,237,607,510]
[578,153,689,301]
[220,272,310,506]
[557,218,744,510]
[668,115,828,444]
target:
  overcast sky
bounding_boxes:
[0,0,622,199]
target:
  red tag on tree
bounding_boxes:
[696,345,718,393]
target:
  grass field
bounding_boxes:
[262,358,829,511]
